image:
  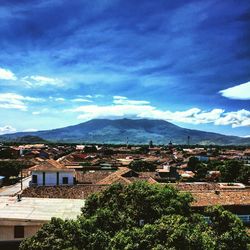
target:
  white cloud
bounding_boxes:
[0,125,16,135]
[55,97,65,102]
[113,96,127,100]
[23,128,38,132]
[219,81,250,100]
[32,108,48,115]
[71,98,93,103]
[66,96,250,128]
[85,95,93,98]
[0,67,17,80]
[0,93,43,111]
[241,135,250,138]
[113,96,150,105]
[21,75,62,87]
[214,109,250,128]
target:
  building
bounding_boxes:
[0,196,83,246]
[195,155,209,162]
[29,159,75,186]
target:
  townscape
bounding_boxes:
[0,141,249,248]
[1,0,250,248]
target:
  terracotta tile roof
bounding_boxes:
[22,185,106,199]
[97,167,132,185]
[76,170,114,184]
[29,159,74,172]
[190,190,250,207]
[145,177,158,184]
[172,183,220,191]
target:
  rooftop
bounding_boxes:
[191,190,250,207]
[29,159,74,172]
[0,197,84,222]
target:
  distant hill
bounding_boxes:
[15,135,48,144]
[0,118,249,145]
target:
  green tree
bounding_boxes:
[0,161,24,179]
[217,160,244,183]
[237,164,250,184]
[84,146,97,153]
[129,160,156,172]
[110,214,215,250]
[206,206,249,250]
[187,157,200,171]
[20,182,249,250]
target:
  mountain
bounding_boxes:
[0,118,249,145]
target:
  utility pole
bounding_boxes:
[20,168,23,191]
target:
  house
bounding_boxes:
[156,165,179,182]
[190,189,250,225]
[29,159,75,186]
[0,196,83,246]
[97,167,139,185]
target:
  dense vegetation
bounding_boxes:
[0,161,29,179]
[20,182,249,250]
[187,157,250,184]
[129,160,156,172]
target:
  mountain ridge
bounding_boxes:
[0,118,249,145]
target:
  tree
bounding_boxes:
[205,206,249,250]
[84,146,97,153]
[0,161,24,179]
[187,157,200,171]
[237,164,250,184]
[20,182,249,250]
[129,160,156,172]
[217,160,244,183]
[110,214,215,250]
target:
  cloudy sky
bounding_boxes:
[0,0,250,136]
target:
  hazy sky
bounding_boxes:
[0,0,249,136]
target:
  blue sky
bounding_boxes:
[0,0,250,136]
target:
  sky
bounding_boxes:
[0,0,250,137]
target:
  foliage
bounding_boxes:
[20,182,249,250]
[215,160,249,184]
[83,146,97,153]
[0,148,18,159]
[237,164,250,184]
[110,214,215,250]
[188,158,250,184]
[129,160,156,172]
[134,146,149,154]
[205,206,249,250]
[0,161,27,179]
[187,157,200,171]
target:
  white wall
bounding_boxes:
[31,171,74,186]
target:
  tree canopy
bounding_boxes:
[20,182,249,250]
[0,161,27,179]
[187,157,250,184]
[129,160,156,172]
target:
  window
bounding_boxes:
[62,177,68,184]
[14,226,24,238]
[32,174,37,184]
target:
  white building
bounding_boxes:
[0,197,84,244]
[29,159,75,186]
